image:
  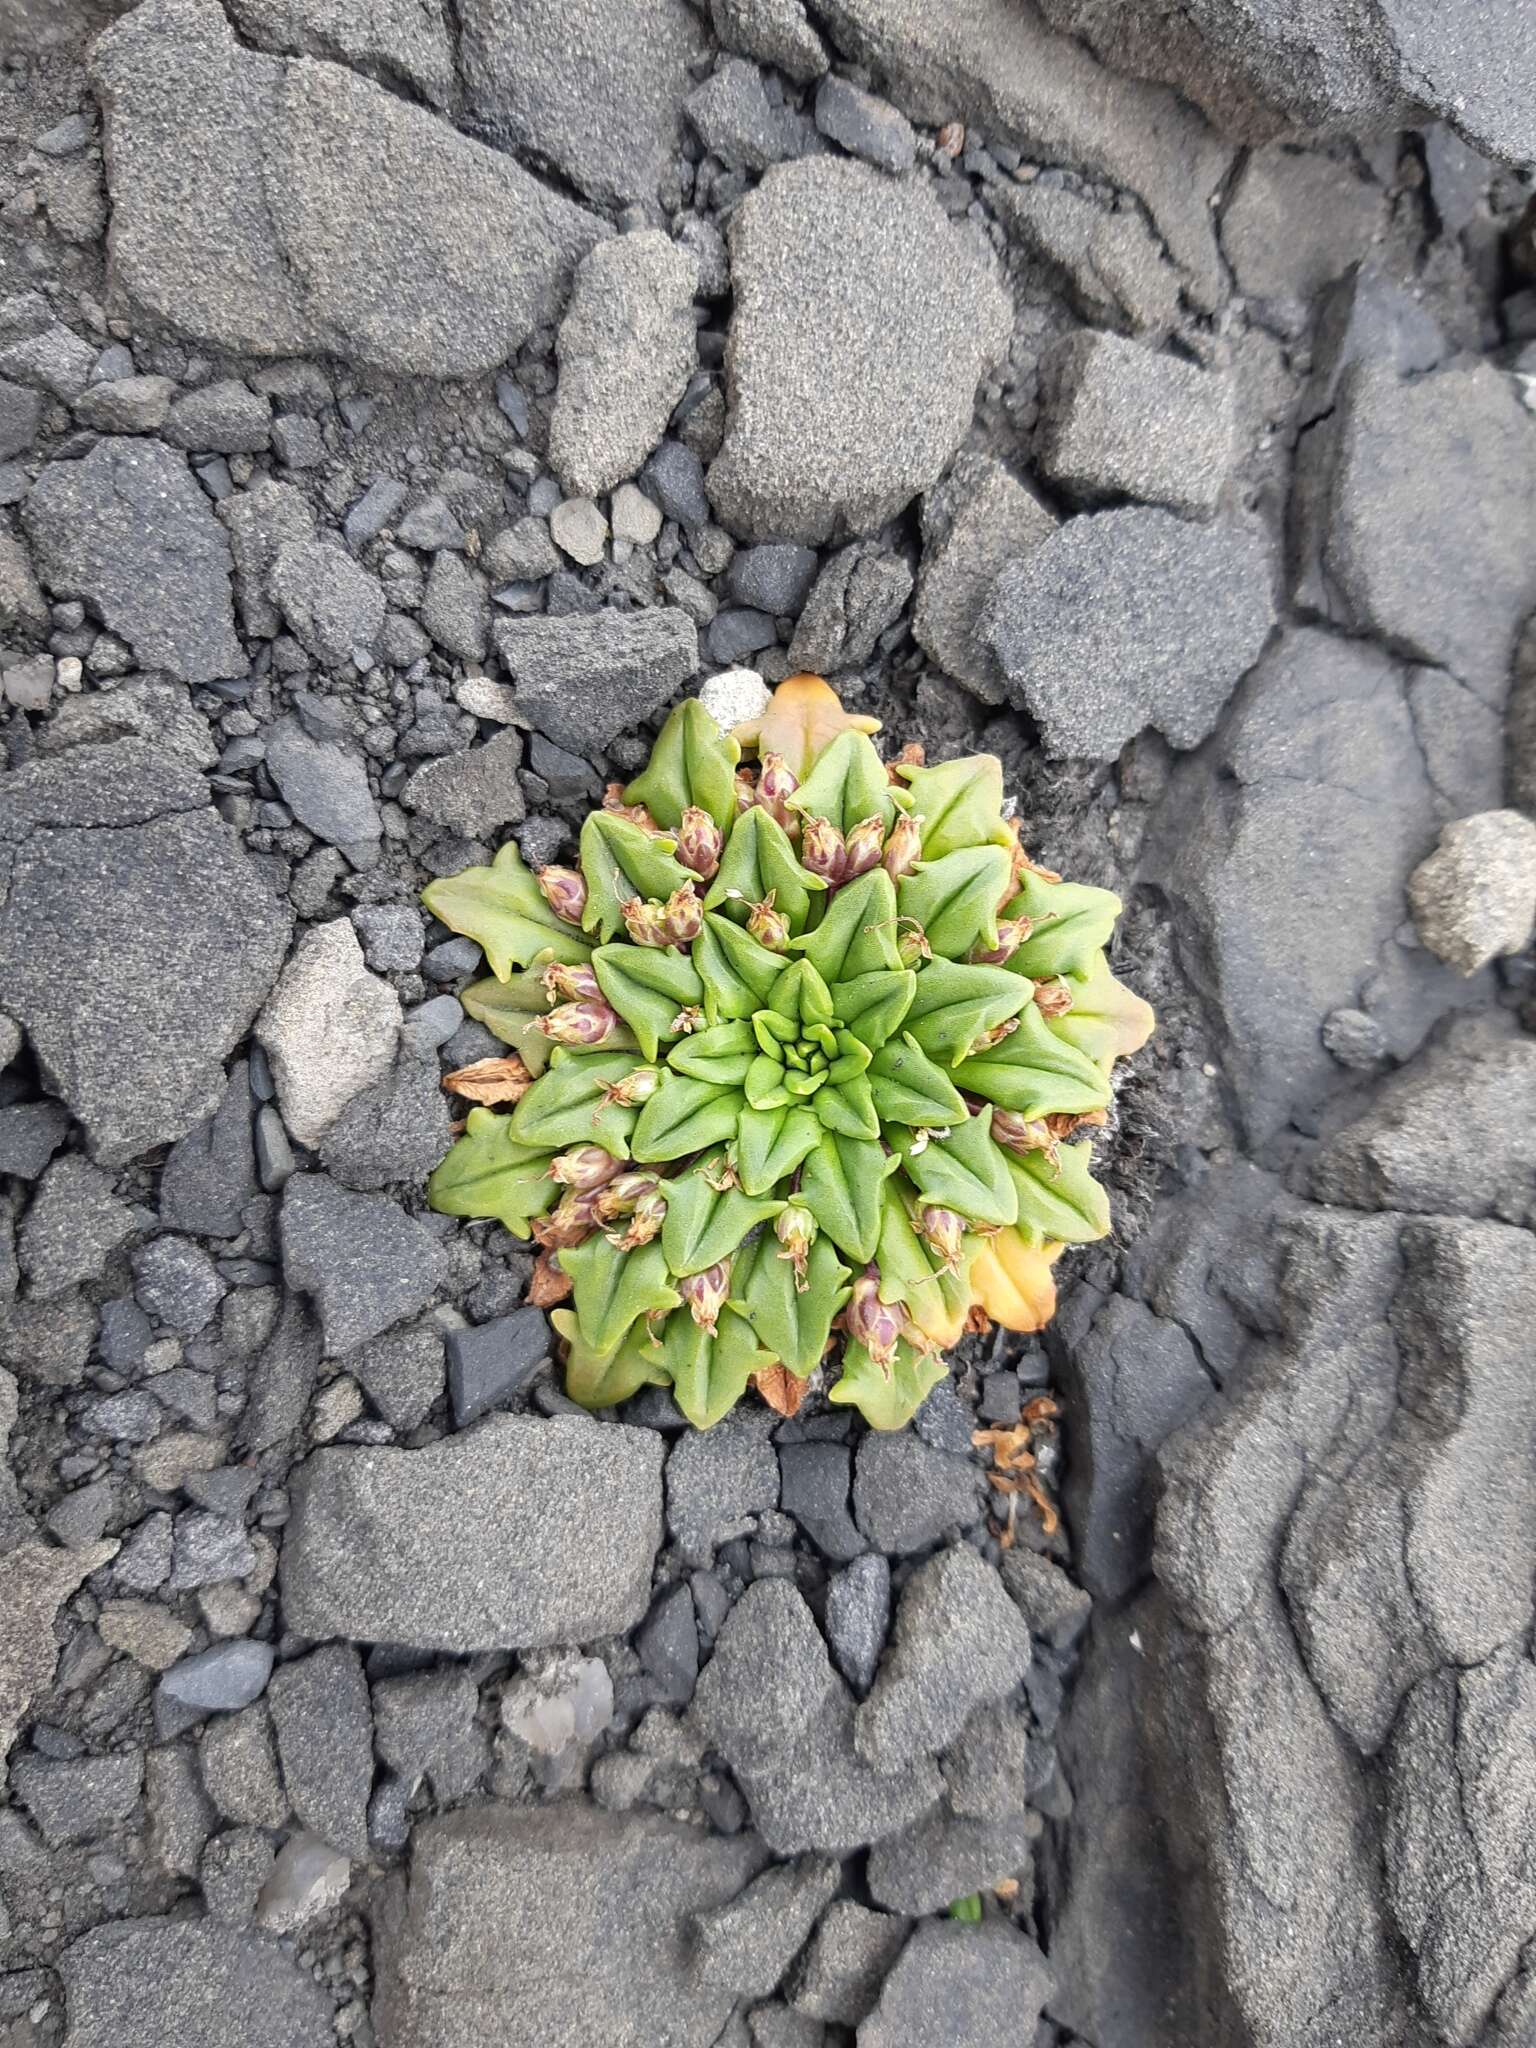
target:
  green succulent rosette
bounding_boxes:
[423,674,1153,1431]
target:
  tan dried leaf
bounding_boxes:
[442,1054,533,1104]
[528,1250,572,1308]
[753,1363,810,1419]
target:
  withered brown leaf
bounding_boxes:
[753,1363,810,1419]
[442,1054,533,1105]
[528,1249,572,1308]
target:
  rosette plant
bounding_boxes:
[423,675,1152,1431]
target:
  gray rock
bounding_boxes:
[726,543,819,616]
[483,516,561,583]
[0,377,43,461]
[856,1919,1053,2047]
[1036,331,1233,520]
[257,920,401,1149]
[866,1806,1039,1915]
[824,1552,889,1696]
[201,1826,277,1926]
[940,1702,1035,1820]
[912,453,1056,705]
[282,1413,664,1649]
[707,158,1009,543]
[0,530,48,646]
[344,476,407,550]
[372,1667,486,1802]
[351,903,424,975]
[984,506,1275,760]
[113,1512,174,1594]
[856,1545,1031,1769]
[132,1236,225,1336]
[21,437,243,683]
[257,1829,351,1932]
[421,548,489,661]
[280,1173,447,1355]
[163,377,273,454]
[458,0,707,208]
[0,1100,70,1180]
[693,1856,840,1998]
[402,728,525,838]
[268,1643,372,1859]
[239,1293,321,1453]
[998,1546,1091,1652]
[219,479,316,638]
[0,294,97,401]
[550,230,699,499]
[0,796,290,1167]
[711,0,827,82]
[0,1539,117,1789]
[789,1901,906,2025]
[1407,809,1536,974]
[493,608,698,752]
[72,374,176,432]
[1301,263,1445,428]
[372,1802,762,2047]
[170,1509,256,1591]
[58,1915,331,2048]
[199,1704,288,1828]
[225,0,455,106]
[266,717,383,863]
[19,1154,135,1301]
[84,1390,162,1443]
[687,57,809,171]
[1221,144,1384,305]
[667,1407,779,1564]
[643,439,712,527]
[813,75,913,173]
[445,1305,550,1426]
[92,0,608,377]
[269,540,385,666]
[160,1062,257,1238]
[636,1582,700,1706]
[1295,362,1536,703]
[349,1321,445,1432]
[318,1054,453,1192]
[145,1742,216,1878]
[786,542,912,675]
[851,1433,983,1556]
[158,1641,275,1718]
[1000,178,1184,336]
[777,1441,864,1564]
[12,1751,143,1847]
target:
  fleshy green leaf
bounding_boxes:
[667,1019,756,1088]
[631,1075,744,1161]
[579,812,696,943]
[1006,871,1124,980]
[426,1109,558,1237]
[508,1051,644,1158]
[800,1133,897,1263]
[898,846,1012,959]
[422,841,592,980]
[704,807,825,933]
[650,1306,773,1429]
[560,1234,680,1355]
[790,868,901,983]
[745,1053,791,1110]
[830,969,916,1051]
[1044,950,1156,1073]
[828,1336,946,1432]
[622,698,740,831]
[896,754,1011,861]
[767,957,836,1029]
[894,1108,1019,1227]
[735,1103,820,1196]
[867,1031,967,1127]
[785,729,899,835]
[732,1232,852,1378]
[1005,1139,1112,1248]
[556,1309,670,1410]
[692,911,786,1022]
[661,1161,784,1276]
[593,944,705,1060]
[814,1073,879,1140]
[459,957,557,1075]
[903,960,1034,1067]
[950,1002,1113,1120]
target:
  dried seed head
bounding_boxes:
[734,768,757,814]
[1033,979,1075,1018]
[679,1261,730,1335]
[547,1144,623,1192]
[676,806,724,881]
[602,783,660,832]
[966,1016,1019,1057]
[846,1266,902,1374]
[991,1110,1058,1162]
[593,1171,661,1220]
[800,814,847,885]
[842,814,885,880]
[621,896,671,947]
[537,865,588,924]
[895,917,932,969]
[528,1250,572,1307]
[539,999,620,1047]
[542,959,601,1003]
[607,1183,668,1249]
[670,1005,705,1035]
[916,1205,966,1273]
[775,1202,817,1292]
[970,916,1032,967]
[532,1188,602,1249]
[658,883,704,947]
[598,1065,660,1108]
[747,891,791,952]
[882,811,923,882]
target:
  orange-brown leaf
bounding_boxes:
[731,673,881,781]
[528,1250,572,1308]
[442,1055,533,1104]
[753,1362,810,1418]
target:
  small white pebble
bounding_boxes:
[698,666,771,735]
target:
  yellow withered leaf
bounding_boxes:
[731,673,881,782]
[968,1234,1064,1333]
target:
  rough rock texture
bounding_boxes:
[92,0,607,375]
[913,453,1056,705]
[58,1916,332,2048]
[1035,331,1234,520]
[985,507,1275,759]
[282,1416,663,1649]
[992,178,1183,337]
[707,158,1011,543]
[256,920,401,1149]
[279,1174,448,1354]
[493,609,698,752]
[1407,810,1536,975]
[857,1920,1054,2048]
[1,1539,117,1786]
[224,0,455,106]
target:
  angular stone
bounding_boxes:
[913,453,1056,705]
[265,717,382,862]
[785,543,912,675]
[199,1704,289,1828]
[348,1322,444,1433]
[445,1306,550,1426]
[402,728,525,839]
[984,506,1275,760]
[789,1901,905,2025]
[280,1174,447,1355]
[219,480,316,638]
[707,158,1009,543]
[856,1919,1053,2048]
[282,1413,663,1650]
[163,377,273,455]
[373,1802,761,2046]
[866,1806,1039,1915]
[372,1667,486,1802]
[824,1551,889,1697]
[268,1643,372,1859]
[493,608,698,752]
[318,1054,453,1193]
[777,1441,864,1564]
[0,1539,117,1788]
[1036,331,1233,520]
[457,0,708,210]
[667,1407,779,1564]
[0,801,290,1167]
[19,1154,135,1302]
[225,0,455,106]
[269,540,385,665]
[813,75,914,174]
[92,0,608,378]
[257,920,400,1149]
[160,1061,257,1239]
[686,57,809,171]
[1222,145,1385,304]
[12,1751,144,1846]
[711,0,828,82]
[550,230,699,499]
[58,1916,331,2048]
[21,437,243,683]
[1407,809,1536,975]
[851,1433,984,1555]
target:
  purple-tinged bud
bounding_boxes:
[602,784,660,832]
[532,1188,602,1249]
[966,1016,1018,1057]
[679,1261,730,1335]
[537,865,588,925]
[676,805,724,881]
[542,959,601,1003]
[882,811,923,882]
[991,1110,1056,1158]
[895,918,931,969]
[800,814,847,885]
[755,752,799,830]
[539,999,620,1047]
[658,884,704,947]
[547,1144,623,1192]
[747,891,790,952]
[775,1202,817,1292]
[915,1205,966,1273]
[621,896,671,947]
[734,769,757,815]
[607,1183,668,1250]
[593,1171,660,1221]
[845,1265,902,1374]
[1033,979,1075,1018]
[843,814,885,881]
[970,916,1032,967]
[598,1066,661,1109]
